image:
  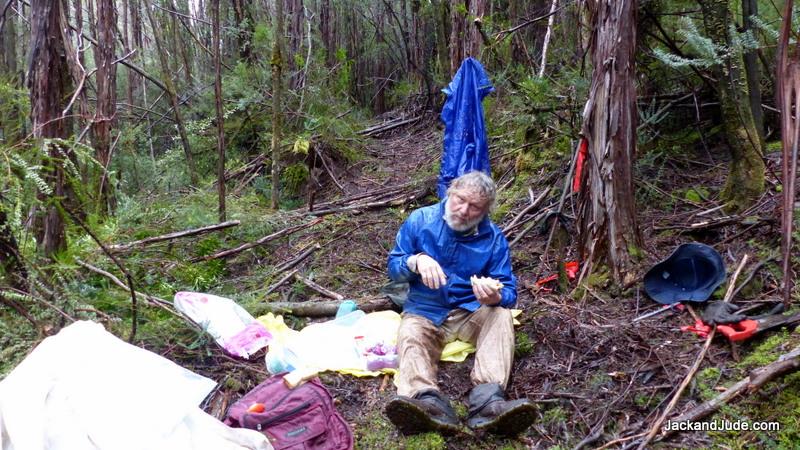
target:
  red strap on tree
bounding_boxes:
[572,138,588,193]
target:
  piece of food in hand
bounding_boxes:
[470,275,503,290]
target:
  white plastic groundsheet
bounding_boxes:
[0,321,272,450]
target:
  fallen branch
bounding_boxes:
[261,296,394,317]
[264,269,300,296]
[661,345,800,441]
[307,188,430,217]
[502,187,551,233]
[76,260,171,308]
[358,116,421,136]
[294,274,344,300]
[273,244,321,273]
[108,220,240,252]
[193,218,323,262]
[637,255,749,449]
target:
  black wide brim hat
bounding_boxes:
[643,242,726,304]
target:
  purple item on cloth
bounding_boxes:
[223,322,273,359]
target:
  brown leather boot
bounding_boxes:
[466,383,536,435]
[385,389,461,435]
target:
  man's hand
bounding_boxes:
[412,254,448,289]
[471,276,502,305]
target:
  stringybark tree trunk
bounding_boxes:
[320,0,337,68]
[271,0,285,209]
[576,0,641,286]
[93,0,117,215]
[449,0,485,76]
[699,0,765,212]
[449,0,467,76]
[143,0,198,185]
[29,0,74,256]
[212,0,225,222]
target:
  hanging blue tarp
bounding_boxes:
[437,57,495,198]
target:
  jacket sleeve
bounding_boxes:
[387,213,420,282]
[489,233,517,308]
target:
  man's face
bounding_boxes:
[445,189,490,232]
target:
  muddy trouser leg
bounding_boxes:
[442,306,514,389]
[394,313,445,397]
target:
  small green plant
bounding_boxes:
[515,331,534,358]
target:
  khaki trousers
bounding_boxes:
[394,306,515,397]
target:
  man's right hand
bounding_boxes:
[412,254,447,289]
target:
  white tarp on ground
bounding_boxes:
[0,321,272,450]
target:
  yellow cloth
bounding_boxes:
[256,309,522,377]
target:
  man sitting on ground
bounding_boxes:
[384,171,536,436]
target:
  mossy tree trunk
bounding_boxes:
[29,0,73,256]
[576,0,641,286]
[699,0,765,212]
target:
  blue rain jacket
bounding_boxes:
[437,58,495,198]
[386,201,517,326]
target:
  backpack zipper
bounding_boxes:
[254,400,313,431]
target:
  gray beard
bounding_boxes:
[444,207,484,232]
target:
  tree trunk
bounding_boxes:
[93,0,117,215]
[0,0,17,80]
[129,0,143,110]
[287,0,303,89]
[319,0,335,68]
[576,0,641,286]
[143,0,199,186]
[212,0,225,222]
[0,1,21,143]
[231,0,255,63]
[742,0,764,143]
[0,210,28,291]
[449,0,467,76]
[699,0,765,212]
[29,0,74,256]
[271,0,285,209]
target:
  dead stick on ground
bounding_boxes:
[265,269,300,295]
[502,186,551,233]
[294,274,344,300]
[274,244,321,273]
[637,255,749,449]
[659,345,800,442]
[194,218,323,262]
[108,220,240,252]
[64,206,139,343]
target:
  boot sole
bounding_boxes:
[471,403,537,436]
[385,398,461,436]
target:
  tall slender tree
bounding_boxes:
[271,0,285,209]
[576,0,641,285]
[212,0,225,221]
[93,0,118,214]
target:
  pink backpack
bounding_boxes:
[225,374,353,450]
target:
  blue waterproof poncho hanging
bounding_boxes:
[437,58,495,198]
